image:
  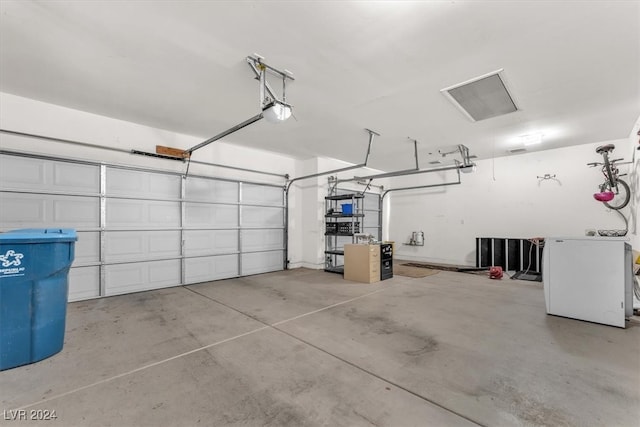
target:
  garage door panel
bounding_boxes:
[104,231,181,262]
[185,203,237,228]
[241,251,283,275]
[106,168,180,199]
[0,194,45,227]
[241,229,284,252]
[53,198,100,224]
[148,204,180,224]
[0,193,99,229]
[105,259,181,296]
[185,254,238,284]
[185,177,238,203]
[68,266,100,301]
[242,184,282,206]
[242,206,283,227]
[53,162,100,192]
[107,199,180,228]
[184,230,238,256]
[74,231,100,265]
[53,195,99,227]
[106,233,143,258]
[0,155,45,187]
[148,232,181,255]
[105,264,143,295]
[0,155,99,193]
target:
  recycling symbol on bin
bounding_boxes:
[0,250,24,267]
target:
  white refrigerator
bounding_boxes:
[543,237,633,328]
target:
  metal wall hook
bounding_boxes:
[537,173,556,180]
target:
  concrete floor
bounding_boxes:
[1,267,639,426]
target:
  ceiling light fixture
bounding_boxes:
[516,133,543,146]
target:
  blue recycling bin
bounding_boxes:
[0,229,77,370]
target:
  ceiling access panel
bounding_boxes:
[441,70,519,122]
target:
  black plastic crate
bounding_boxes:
[325,223,338,234]
[337,222,360,234]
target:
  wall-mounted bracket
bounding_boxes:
[247,54,295,110]
[537,173,557,180]
[440,144,473,167]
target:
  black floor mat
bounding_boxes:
[512,271,542,282]
[401,262,488,274]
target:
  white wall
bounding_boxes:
[387,138,637,266]
[286,157,320,269]
[286,156,386,269]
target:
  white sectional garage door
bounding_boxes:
[0,152,285,301]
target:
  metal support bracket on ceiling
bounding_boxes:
[284,128,379,193]
[330,176,385,195]
[340,137,421,183]
[337,143,474,184]
[356,180,384,190]
[381,166,462,201]
[132,55,294,161]
[246,54,294,109]
[440,144,474,167]
[458,144,472,166]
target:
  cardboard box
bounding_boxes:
[344,244,380,283]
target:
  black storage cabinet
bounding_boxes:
[380,243,393,280]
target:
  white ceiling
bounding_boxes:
[1,1,638,171]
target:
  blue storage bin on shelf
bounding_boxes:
[0,228,77,371]
[341,203,353,215]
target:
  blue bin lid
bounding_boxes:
[0,228,77,244]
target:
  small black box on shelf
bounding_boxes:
[325,223,338,234]
[338,222,360,234]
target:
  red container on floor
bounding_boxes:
[489,266,503,279]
